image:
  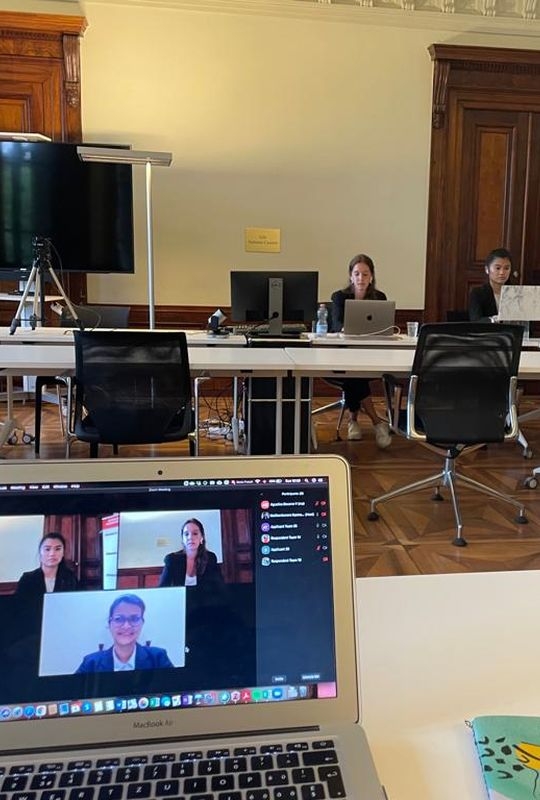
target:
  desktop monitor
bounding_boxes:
[230,270,319,335]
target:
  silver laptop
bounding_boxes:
[499,284,540,321]
[0,455,384,799]
[343,299,396,336]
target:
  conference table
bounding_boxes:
[356,569,540,800]
[0,327,248,347]
[2,335,540,455]
[0,343,294,454]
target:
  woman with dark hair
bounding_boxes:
[16,532,78,597]
[469,247,513,322]
[75,594,173,673]
[330,254,392,447]
[159,518,224,588]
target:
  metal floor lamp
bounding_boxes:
[77,146,172,330]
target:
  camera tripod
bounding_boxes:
[9,236,82,334]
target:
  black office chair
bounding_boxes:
[60,304,131,329]
[446,309,533,459]
[34,305,131,455]
[68,330,194,457]
[367,323,527,547]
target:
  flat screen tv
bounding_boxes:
[0,141,134,275]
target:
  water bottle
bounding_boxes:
[315,303,328,337]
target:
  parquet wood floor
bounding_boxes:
[4,394,540,578]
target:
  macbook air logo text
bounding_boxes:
[133,719,173,729]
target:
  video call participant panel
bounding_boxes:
[0,477,335,710]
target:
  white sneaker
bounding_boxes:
[347,421,362,441]
[374,421,391,449]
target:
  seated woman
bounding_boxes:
[16,532,78,598]
[159,518,224,588]
[75,594,173,673]
[469,247,513,322]
[330,254,391,447]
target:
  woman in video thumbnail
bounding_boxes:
[16,532,79,597]
[159,518,224,588]
[75,594,174,673]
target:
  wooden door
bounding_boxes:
[425,45,540,322]
[0,11,88,307]
[454,107,530,307]
[521,113,540,286]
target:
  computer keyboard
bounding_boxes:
[233,324,307,337]
[248,331,304,340]
[1,737,345,800]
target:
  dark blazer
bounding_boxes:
[330,288,387,332]
[159,550,223,588]
[16,563,78,598]
[75,642,173,673]
[469,282,498,322]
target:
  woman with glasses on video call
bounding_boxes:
[75,594,174,673]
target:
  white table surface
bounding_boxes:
[0,344,295,377]
[0,328,248,347]
[286,345,540,378]
[285,346,415,377]
[3,340,540,379]
[0,293,62,303]
[356,570,540,800]
[308,332,418,347]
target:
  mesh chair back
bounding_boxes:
[410,323,523,445]
[72,330,192,445]
[61,304,130,329]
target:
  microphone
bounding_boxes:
[242,311,281,343]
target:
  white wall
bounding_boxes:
[13,1,540,311]
[0,515,44,582]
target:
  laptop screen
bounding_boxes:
[0,465,337,726]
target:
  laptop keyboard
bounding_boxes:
[1,738,346,800]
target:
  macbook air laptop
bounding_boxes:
[343,299,396,337]
[0,455,384,799]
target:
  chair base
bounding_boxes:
[311,399,346,443]
[368,457,528,547]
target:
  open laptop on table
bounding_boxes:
[498,284,538,339]
[0,455,384,800]
[343,300,397,337]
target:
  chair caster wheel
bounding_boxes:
[524,477,538,489]
[516,514,528,525]
[22,433,34,445]
[523,448,533,459]
[431,491,444,501]
[367,511,379,521]
[7,434,17,445]
[452,536,467,547]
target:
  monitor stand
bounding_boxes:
[267,277,283,336]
